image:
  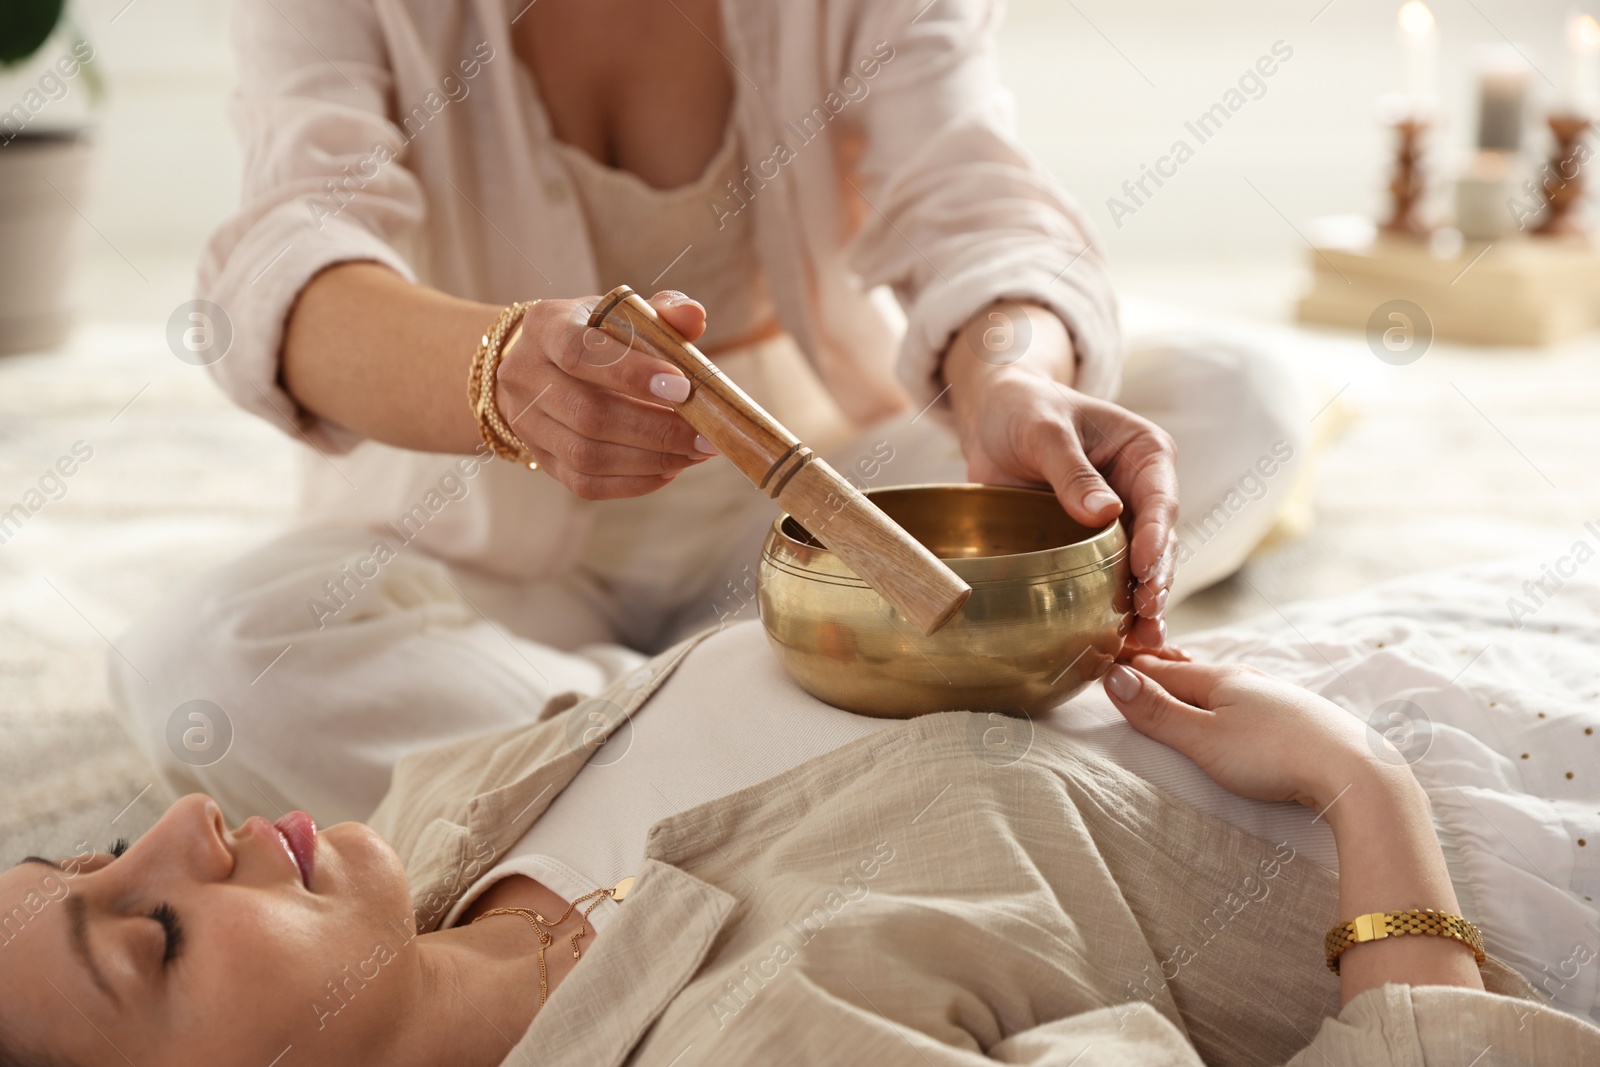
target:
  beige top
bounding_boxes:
[554,115,779,353]
[368,629,1600,1067]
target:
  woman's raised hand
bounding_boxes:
[497,290,721,500]
[940,302,1179,651]
[1102,655,1405,814]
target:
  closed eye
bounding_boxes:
[150,902,183,967]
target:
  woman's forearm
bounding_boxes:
[1322,764,1486,1005]
[283,266,715,498]
[282,261,504,453]
[939,300,1076,407]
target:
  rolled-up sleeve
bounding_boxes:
[197,0,425,452]
[1284,983,1600,1064]
[845,0,1121,419]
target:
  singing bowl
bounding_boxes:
[757,483,1135,719]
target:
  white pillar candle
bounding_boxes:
[1398,1,1438,114]
[1562,13,1600,116]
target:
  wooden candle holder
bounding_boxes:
[587,285,971,636]
[1381,117,1433,238]
[1533,113,1593,237]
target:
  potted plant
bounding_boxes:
[0,0,100,354]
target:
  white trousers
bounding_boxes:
[110,334,1312,826]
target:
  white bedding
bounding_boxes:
[1047,553,1600,1023]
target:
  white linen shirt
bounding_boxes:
[198,0,1121,580]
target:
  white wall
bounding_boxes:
[0,0,241,319]
[1001,0,1583,266]
[20,0,1588,305]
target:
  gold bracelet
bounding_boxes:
[467,299,541,470]
[1324,908,1486,974]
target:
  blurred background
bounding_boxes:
[13,0,1582,306]
[2,0,1596,853]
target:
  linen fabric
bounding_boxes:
[197,0,1119,585]
[437,620,1351,941]
[367,628,1598,1067]
[435,623,896,936]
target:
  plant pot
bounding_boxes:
[0,131,91,354]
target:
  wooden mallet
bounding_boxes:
[587,285,971,636]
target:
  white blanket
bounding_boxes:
[1046,554,1600,1023]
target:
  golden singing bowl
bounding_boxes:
[757,483,1134,719]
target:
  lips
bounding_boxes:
[273,811,317,890]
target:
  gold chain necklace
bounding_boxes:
[469,876,635,1005]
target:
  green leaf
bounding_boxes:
[0,0,67,65]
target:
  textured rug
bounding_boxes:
[4,294,1599,865]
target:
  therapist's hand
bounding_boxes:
[498,290,721,500]
[941,302,1179,648]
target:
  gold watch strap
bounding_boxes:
[1324,908,1486,974]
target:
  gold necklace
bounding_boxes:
[469,876,635,1005]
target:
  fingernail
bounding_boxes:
[1106,665,1141,701]
[1155,618,1168,644]
[693,434,719,456]
[1136,586,1168,620]
[650,373,691,403]
[1085,489,1119,513]
[1139,531,1173,581]
[660,291,692,307]
[661,470,680,480]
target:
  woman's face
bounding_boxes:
[0,794,420,1066]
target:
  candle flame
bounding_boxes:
[1571,13,1600,54]
[1398,1,1436,36]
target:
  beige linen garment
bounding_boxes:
[368,631,1599,1066]
[200,0,1119,582]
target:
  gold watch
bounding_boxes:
[1324,908,1486,974]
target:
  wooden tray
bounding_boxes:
[1295,217,1600,346]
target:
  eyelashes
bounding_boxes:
[103,839,182,968]
[150,902,183,966]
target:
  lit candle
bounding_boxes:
[1398,1,1438,114]
[1562,12,1600,116]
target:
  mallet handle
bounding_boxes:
[587,285,970,635]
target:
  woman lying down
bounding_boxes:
[4,623,1597,1066]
